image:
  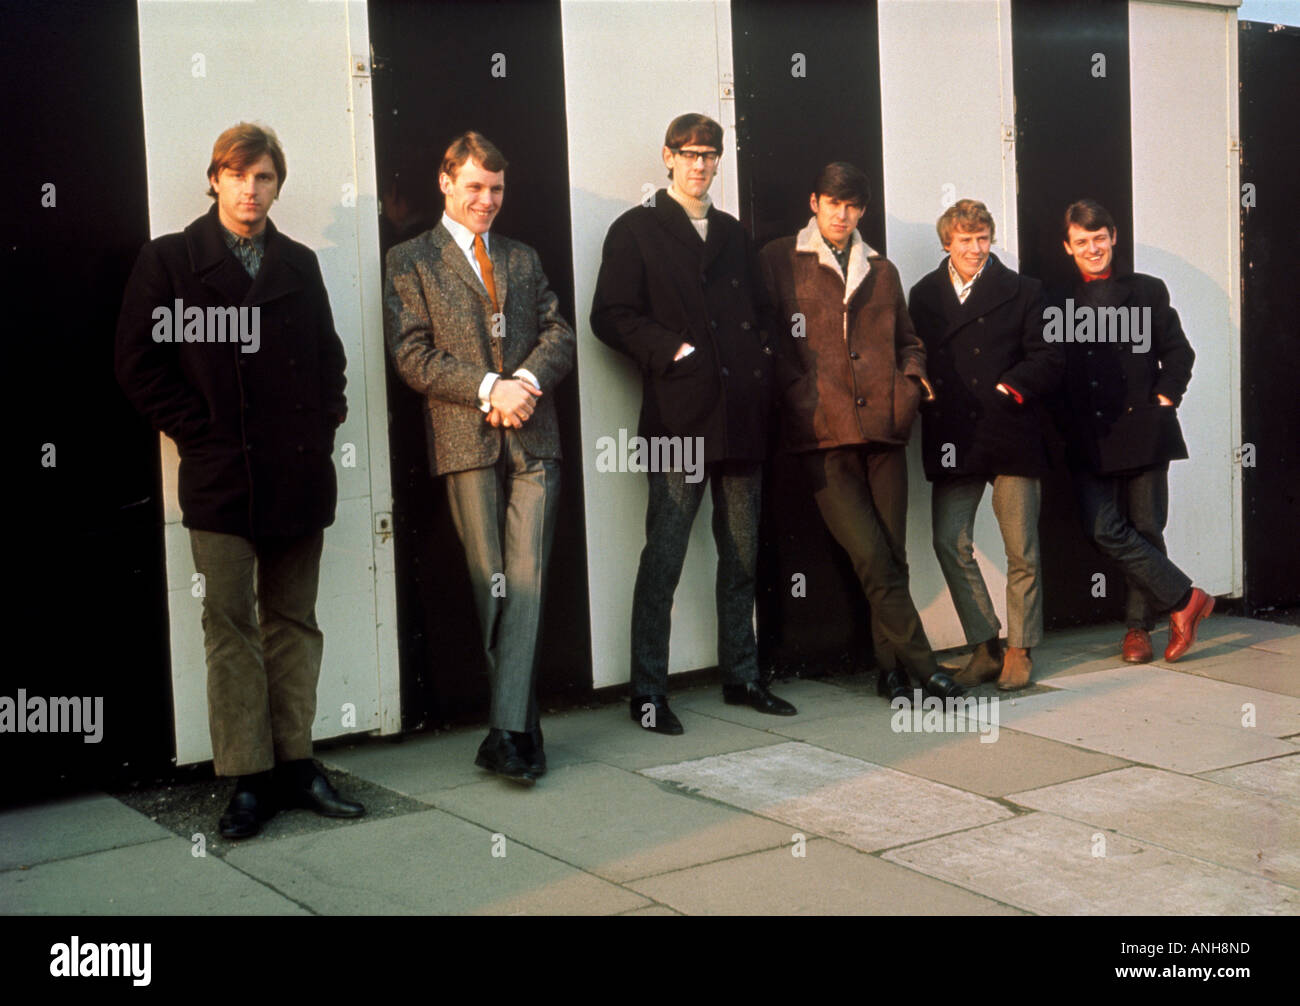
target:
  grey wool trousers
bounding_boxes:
[444,429,560,733]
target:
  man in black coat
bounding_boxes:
[591,113,795,733]
[909,200,1063,690]
[1052,199,1213,664]
[116,123,363,838]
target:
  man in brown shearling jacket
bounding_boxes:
[759,162,962,702]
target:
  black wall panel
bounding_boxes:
[4,1,170,801]
[732,0,885,674]
[368,0,592,727]
[1012,0,1134,630]
[1239,21,1300,611]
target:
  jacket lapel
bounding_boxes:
[188,206,253,305]
[244,221,303,307]
[654,190,708,257]
[794,216,874,304]
[434,224,496,312]
[942,254,1018,340]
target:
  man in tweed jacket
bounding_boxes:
[384,132,575,785]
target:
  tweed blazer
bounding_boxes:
[384,222,575,476]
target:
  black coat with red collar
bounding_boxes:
[908,254,1063,480]
[115,204,348,539]
[590,190,775,463]
[1048,270,1194,475]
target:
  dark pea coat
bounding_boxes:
[759,218,927,452]
[590,191,775,464]
[1049,271,1195,475]
[115,204,347,539]
[908,254,1063,480]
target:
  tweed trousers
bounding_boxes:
[188,529,324,776]
[444,429,560,733]
[630,461,762,697]
[931,473,1044,649]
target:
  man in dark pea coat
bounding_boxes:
[908,199,1063,691]
[1052,199,1213,664]
[591,113,795,734]
[760,162,962,703]
[115,123,363,839]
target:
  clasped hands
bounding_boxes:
[486,377,542,428]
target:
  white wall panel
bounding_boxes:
[136,0,398,763]
[562,0,739,687]
[1129,0,1241,597]
[878,0,1020,650]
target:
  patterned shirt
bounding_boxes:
[221,224,266,278]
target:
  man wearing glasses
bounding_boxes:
[591,113,796,735]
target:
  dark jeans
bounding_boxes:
[801,445,938,680]
[1072,464,1192,629]
[630,461,762,697]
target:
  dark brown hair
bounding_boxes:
[1063,199,1116,238]
[812,162,870,209]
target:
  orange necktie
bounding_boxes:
[473,234,499,312]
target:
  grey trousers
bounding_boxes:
[444,430,560,733]
[630,461,762,697]
[189,529,324,777]
[931,474,1044,649]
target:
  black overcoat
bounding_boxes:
[908,255,1063,480]
[590,191,774,463]
[115,204,348,539]
[1049,271,1194,475]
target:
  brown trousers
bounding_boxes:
[189,529,324,776]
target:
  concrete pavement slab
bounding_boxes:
[0,794,170,871]
[1166,648,1300,697]
[642,741,1012,852]
[990,666,1300,773]
[1201,754,1300,806]
[780,711,1129,797]
[224,808,648,915]
[432,762,793,882]
[1009,766,1300,886]
[883,812,1300,915]
[628,838,1024,915]
[540,699,784,771]
[0,837,307,915]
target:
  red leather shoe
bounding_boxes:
[1122,628,1153,664]
[1164,588,1214,662]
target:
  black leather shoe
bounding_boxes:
[630,695,684,735]
[876,667,911,701]
[518,726,546,776]
[923,670,965,700]
[219,786,276,840]
[282,767,366,818]
[474,728,537,785]
[722,681,798,716]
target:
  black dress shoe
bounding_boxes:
[280,764,366,818]
[518,725,546,776]
[876,667,911,701]
[722,681,798,716]
[630,695,684,735]
[219,785,276,840]
[923,670,965,700]
[474,728,537,785]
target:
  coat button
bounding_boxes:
[856,397,866,407]
[969,411,977,419]
[1090,380,1098,388]
[978,318,985,324]
[973,347,981,355]
[741,321,752,331]
[971,378,979,387]
[849,351,859,360]
[710,320,718,329]
[753,369,763,379]
[721,366,730,377]
[762,345,773,355]
[731,278,740,288]
[297,445,305,453]
[1095,411,1103,417]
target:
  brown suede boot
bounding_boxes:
[997,646,1033,691]
[953,637,1003,687]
